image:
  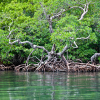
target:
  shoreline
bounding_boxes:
[0,63,100,72]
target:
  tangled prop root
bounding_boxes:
[15,64,37,72]
[36,60,68,72]
[0,64,14,71]
[68,62,100,72]
[14,61,100,72]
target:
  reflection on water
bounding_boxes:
[0,71,100,100]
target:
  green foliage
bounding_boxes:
[68,43,97,62]
[0,0,100,64]
[98,57,100,63]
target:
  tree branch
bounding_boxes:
[26,49,36,66]
[76,35,90,40]
[40,3,67,34]
[70,2,90,20]
[79,2,90,20]
[91,53,100,62]
[58,34,90,56]
[57,45,69,56]
[70,6,84,10]
[8,29,49,56]
[40,2,48,19]
[50,9,66,20]
[71,41,78,48]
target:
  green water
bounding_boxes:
[0,72,100,100]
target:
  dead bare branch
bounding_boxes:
[71,41,78,48]
[26,49,36,66]
[50,9,66,20]
[70,2,90,20]
[76,35,90,40]
[91,53,100,63]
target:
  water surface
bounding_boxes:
[0,71,100,100]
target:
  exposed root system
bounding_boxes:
[68,62,100,72]
[1,61,100,72]
[35,60,68,72]
[15,64,37,72]
[0,64,14,71]
[14,61,100,72]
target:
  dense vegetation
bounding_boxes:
[0,0,100,66]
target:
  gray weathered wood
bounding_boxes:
[91,53,100,62]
